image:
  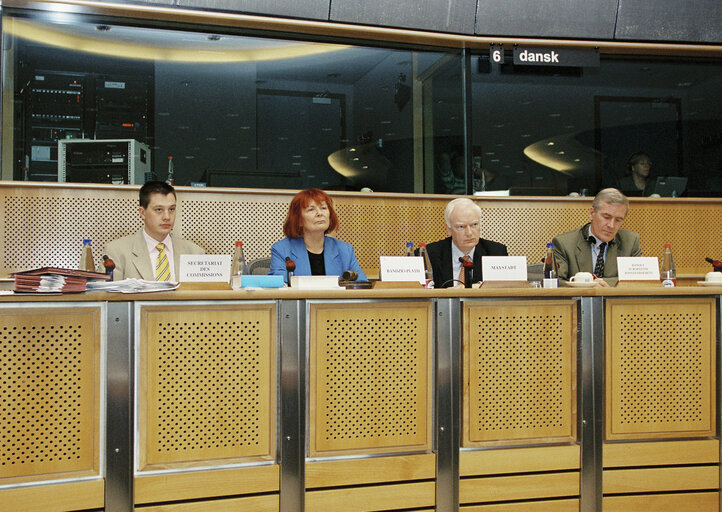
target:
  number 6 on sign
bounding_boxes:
[490,46,503,63]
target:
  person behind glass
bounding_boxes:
[102,181,205,281]
[269,188,367,283]
[552,187,642,287]
[618,151,653,197]
[426,197,508,288]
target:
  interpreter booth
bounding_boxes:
[1,182,722,512]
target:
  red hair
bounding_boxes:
[283,188,339,238]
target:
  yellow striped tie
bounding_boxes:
[155,243,170,281]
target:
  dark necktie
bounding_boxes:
[593,242,606,278]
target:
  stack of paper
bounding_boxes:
[12,267,110,293]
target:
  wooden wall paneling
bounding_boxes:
[461,499,580,512]
[2,479,105,512]
[305,452,435,488]
[459,472,579,503]
[603,466,719,493]
[602,492,719,512]
[603,439,719,467]
[138,303,276,471]
[305,480,436,511]
[459,445,580,476]
[0,306,102,487]
[136,494,279,512]
[463,300,577,446]
[605,298,716,440]
[135,464,279,504]
[308,301,433,457]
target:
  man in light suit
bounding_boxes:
[553,188,642,287]
[427,197,508,288]
[102,181,204,280]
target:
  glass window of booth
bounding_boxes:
[1,9,721,197]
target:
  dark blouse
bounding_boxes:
[307,250,326,276]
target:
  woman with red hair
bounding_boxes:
[270,189,367,282]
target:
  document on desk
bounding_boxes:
[86,279,180,293]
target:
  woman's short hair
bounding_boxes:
[283,188,339,238]
[626,151,651,174]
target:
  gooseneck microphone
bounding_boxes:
[706,257,722,272]
[102,255,115,280]
[459,256,474,289]
[285,257,296,285]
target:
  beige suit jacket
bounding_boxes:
[102,229,205,280]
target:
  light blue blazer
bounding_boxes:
[269,236,367,282]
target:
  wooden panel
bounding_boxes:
[309,301,433,456]
[603,466,719,493]
[139,303,276,470]
[605,298,716,440]
[603,492,719,512]
[0,306,101,484]
[460,472,579,503]
[305,481,435,511]
[460,445,580,476]
[135,464,279,503]
[463,300,577,446]
[306,453,435,487]
[2,479,104,512]
[463,498,579,512]
[604,439,719,467]
[136,494,278,512]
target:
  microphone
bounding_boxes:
[459,256,474,289]
[102,255,115,280]
[706,257,722,272]
[341,270,358,282]
[285,257,296,285]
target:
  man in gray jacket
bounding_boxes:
[553,188,642,287]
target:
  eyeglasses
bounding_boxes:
[450,221,480,232]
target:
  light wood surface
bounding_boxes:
[134,464,279,504]
[0,306,101,485]
[463,300,577,446]
[138,303,276,470]
[602,492,719,512]
[603,439,719,467]
[605,298,716,440]
[2,479,104,512]
[135,494,278,512]
[462,499,580,512]
[460,445,580,476]
[460,472,579,503]
[305,453,435,488]
[305,480,435,511]
[603,466,719,493]
[309,301,433,457]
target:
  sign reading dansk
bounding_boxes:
[512,47,600,67]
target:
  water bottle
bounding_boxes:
[418,242,434,288]
[79,238,95,272]
[543,242,558,288]
[230,241,250,289]
[166,156,175,186]
[405,241,414,256]
[661,243,676,287]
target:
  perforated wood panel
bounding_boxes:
[605,298,716,440]
[463,300,577,446]
[309,301,433,456]
[139,303,276,470]
[0,306,101,483]
[3,184,722,277]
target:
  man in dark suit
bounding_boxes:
[427,197,508,288]
[553,188,642,287]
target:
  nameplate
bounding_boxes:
[179,254,231,282]
[290,275,342,289]
[482,256,528,281]
[513,47,600,67]
[379,256,426,283]
[617,257,660,281]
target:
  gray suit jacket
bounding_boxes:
[102,229,205,280]
[552,223,642,286]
